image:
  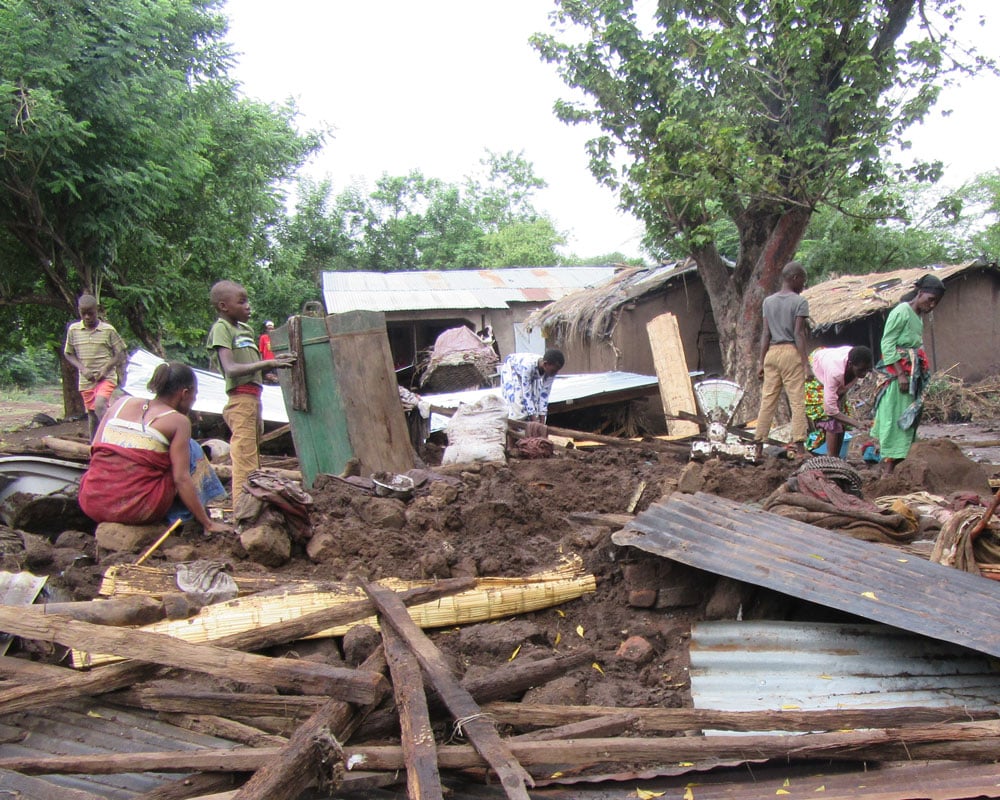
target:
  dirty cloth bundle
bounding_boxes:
[764,470,918,543]
[931,505,1000,575]
[175,559,238,604]
[512,420,554,459]
[234,470,313,539]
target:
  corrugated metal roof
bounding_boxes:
[0,700,239,798]
[123,349,288,424]
[0,571,46,656]
[613,491,1000,659]
[690,620,1000,715]
[322,267,618,313]
[421,371,659,430]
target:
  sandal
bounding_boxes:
[784,443,808,461]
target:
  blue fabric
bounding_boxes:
[165,439,228,523]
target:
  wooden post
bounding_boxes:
[361,580,533,800]
[380,622,443,799]
[646,313,700,437]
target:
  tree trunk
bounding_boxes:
[59,351,85,419]
[698,206,813,414]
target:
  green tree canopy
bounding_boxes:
[532,0,988,386]
[271,151,571,274]
[0,0,321,385]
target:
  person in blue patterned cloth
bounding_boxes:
[499,349,564,422]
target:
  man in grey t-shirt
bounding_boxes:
[754,261,810,460]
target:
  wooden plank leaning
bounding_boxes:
[361,579,533,800]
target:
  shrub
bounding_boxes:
[0,346,58,389]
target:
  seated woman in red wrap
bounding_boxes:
[79,362,231,533]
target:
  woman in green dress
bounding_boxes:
[870,274,946,474]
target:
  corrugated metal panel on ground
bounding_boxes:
[0,571,47,656]
[322,267,617,313]
[423,371,658,430]
[690,620,1000,714]
[612,491,1000,659]
[123,349,288,423]
[0,700,240,798]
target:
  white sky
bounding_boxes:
[224,0,999,261]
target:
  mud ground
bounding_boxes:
[3,399,998,720]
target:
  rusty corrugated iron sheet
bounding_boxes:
[322,267,617,313]
[613,491,1000,659]
[0,700,240,797]
[690,620,1000,714]
[0,571,47,656]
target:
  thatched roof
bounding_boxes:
[803,258,998,333]
[525,260,698,342]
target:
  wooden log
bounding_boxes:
[354,648,595,740]
[28,596,167,627]
[0,660,161,717]
[380,621,443,800]
[134,772,241,800]
[158,771,400,800]
[362,579,533,800]
[230,648,388,800]
[113,689,324,719]
[41,435,91,460]
[507,418,689,451]
[9,722,1000,775]
[0,580,468,717]
[482,701,999,734]
[0,606,386,704]
[259,424,291,445]
[509,712,637,742]
[213,464,301,483]
[157,712,289,747]
[0,654,69,680]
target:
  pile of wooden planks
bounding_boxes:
[5,564,1000,799]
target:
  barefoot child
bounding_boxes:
[207,281,295,511]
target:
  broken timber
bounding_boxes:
[381,621,443,799]
[613,491,1000,658]
[0,607,385,703]
[361,579,534,800]
[0,581,469,716]
[230,649,388,800]
[7,719,1000,775]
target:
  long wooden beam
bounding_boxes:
[7,720,1000,775]
[0,607,385,704]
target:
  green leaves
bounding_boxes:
[0,0,319,353]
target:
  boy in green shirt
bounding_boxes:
[207,280,295,512]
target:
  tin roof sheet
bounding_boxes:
[322,267,618,313]
[0,700,239,797]
[690,620,1000,714]
[613,491,1000,659]
[421,371,659,430]
[123,349,288,424]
